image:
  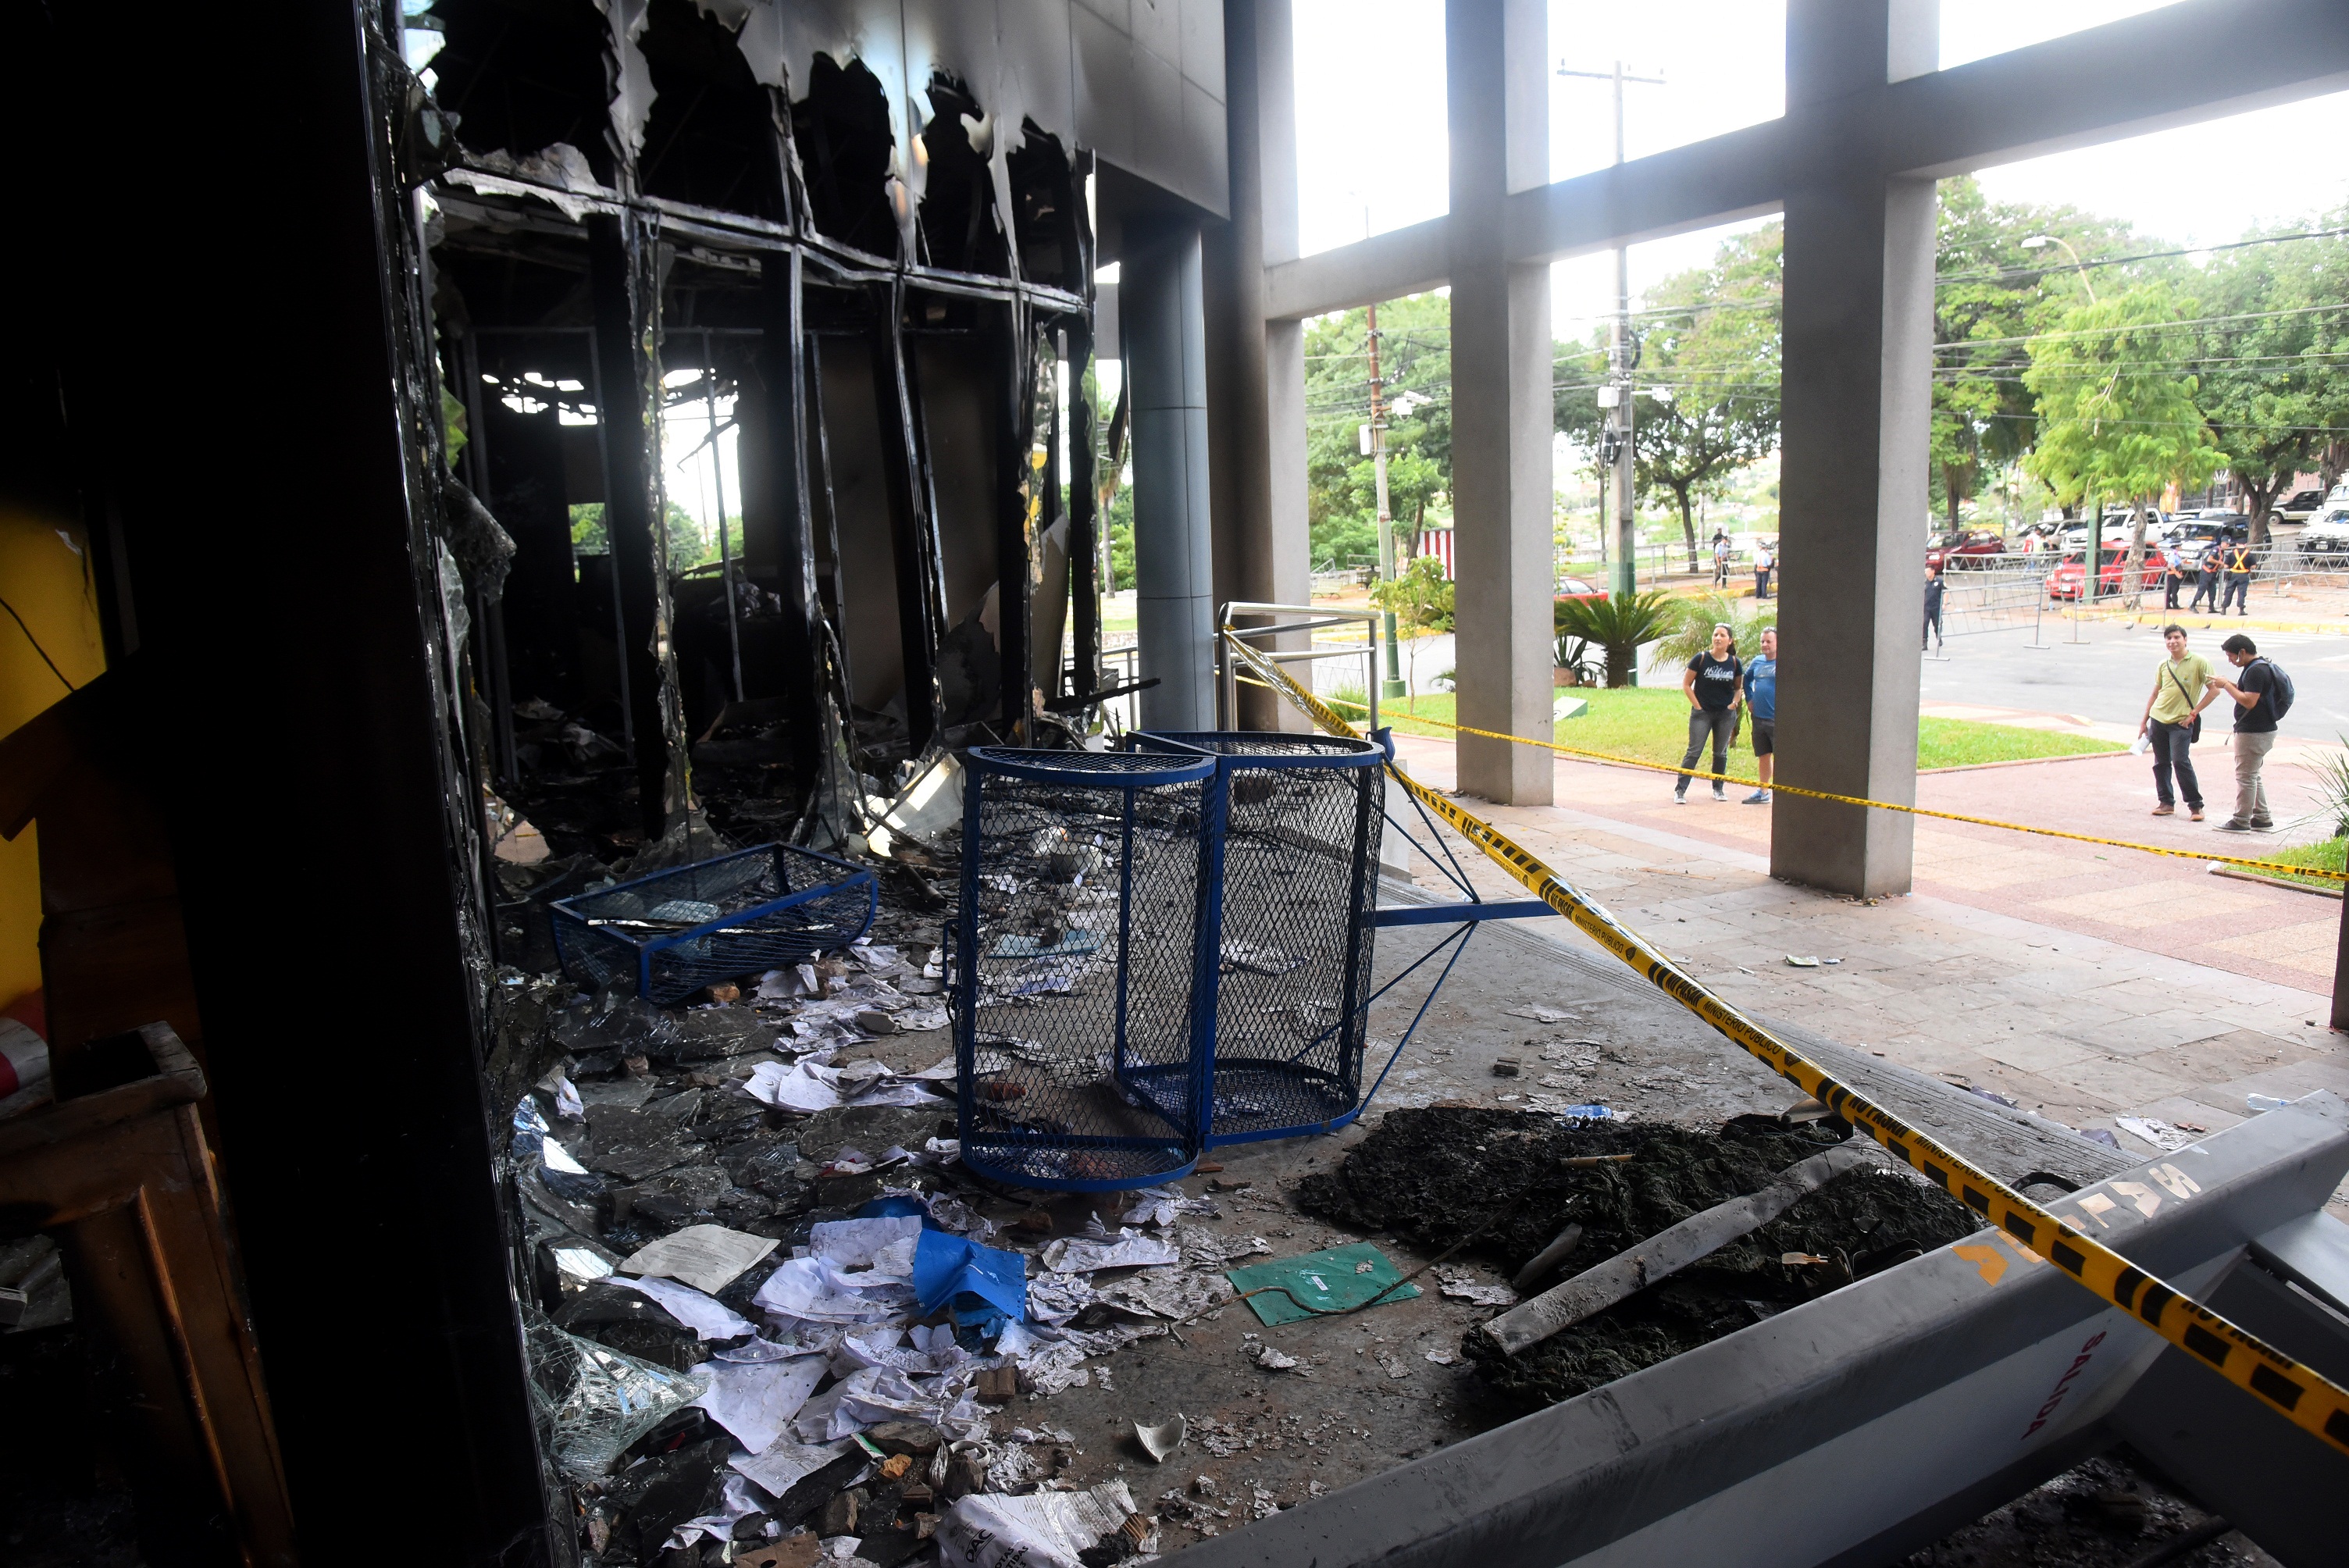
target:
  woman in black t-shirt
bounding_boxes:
[1675,624,1745,803]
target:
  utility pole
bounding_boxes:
[1560,60,1664,598]
[1367,301,1406,699]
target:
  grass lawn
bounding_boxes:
[2249,835,2347,891]
[1321,686,2123,772]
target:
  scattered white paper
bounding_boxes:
[729,1438,861,1500]
[753,1256,913,1324]
[2116,1115,2201,1152]
[620,1224,780,1294]
[1256,1345,1298,1370]
[540,1136,593,1176]
[551,1246,615,1285]
[809,1215,923,1269]
[742,1060,842,1112]
[937,1481,1143,1568]
[1041,1229,1180,1274]
[693,1354,828,1455]
[610,1274,757,1341]
[1435,1269,1518,1307]
[666,1473,765,1548]
[1121,1185,1213,1228]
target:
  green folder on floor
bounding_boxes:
[1226,1241,1420,1326]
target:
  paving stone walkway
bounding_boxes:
[1383,731,2349,1206]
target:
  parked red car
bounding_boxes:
[1556,576,1607,603]
[2045,547,2165,601]
[1926,529,2007,571]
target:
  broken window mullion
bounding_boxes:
[869,278,944,757]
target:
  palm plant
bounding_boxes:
[1553,590,1686,688]
[1649,592,1777,669]
[2306,737,2349,839]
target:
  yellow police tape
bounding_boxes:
[1237,677,2347,886]
[1221,629,2349,1458]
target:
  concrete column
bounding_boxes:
[1445,0,1554,804]
[1127,223,1217,731]
[1208,0,1310,731]
[1771,0,1938,896]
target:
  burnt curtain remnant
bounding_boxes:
[426,0,1101,858]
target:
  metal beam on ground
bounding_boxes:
[1169,1096,2349,1568]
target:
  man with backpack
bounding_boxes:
[2203,633,2291,832]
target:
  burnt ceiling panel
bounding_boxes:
[636,0,783,218]
[433,0,616,184]
[791,54,897,256]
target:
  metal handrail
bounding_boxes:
[1219,602,1383,732]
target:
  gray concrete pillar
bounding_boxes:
[1771,0,1939,896]
[1126,223,1217,732]
[1445,0,1554,804]
[1208,0,1310,732]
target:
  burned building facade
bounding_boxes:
[8,1,1243,1563]
[421,0,1233,856]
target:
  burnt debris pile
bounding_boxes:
[1296,1107,1981,1410]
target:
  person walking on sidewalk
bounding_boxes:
[2203,632,2283,832]
[1675,623,1744,804]
[1923,564,1945,654]
[2138,624,2216,820]
[1754,540,1775,600]
[2220,538,2254,615]
[2190,541,2222,613]
[1712,530,1731,586]
[1741,626,1777,804]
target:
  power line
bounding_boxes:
[1933,225,2349,289]
[1937,302,2349,352]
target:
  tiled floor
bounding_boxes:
[1381,732,2349,1203]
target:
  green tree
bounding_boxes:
[1930,179,2132,530]
[2024,284,2224,607]
[1369,554,1455,697]
[1554,590,1684,689]
[1570,226,1784,571]
[1303,293,1453,571]
[567,500,708,565]
[2194,216,2349,543]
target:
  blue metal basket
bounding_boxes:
[551,843,877,1003]
[952,743,1223,1192]
[1140,733,1386,1145]
[951,733,1386,1192]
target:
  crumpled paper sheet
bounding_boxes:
[936,1481,1146,1568]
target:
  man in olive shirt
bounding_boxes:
[2137,624,2216,819]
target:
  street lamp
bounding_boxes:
[2021,234,2097,304]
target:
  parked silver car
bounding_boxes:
[2298,507,2349,568]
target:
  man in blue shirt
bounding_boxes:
[1741,626,1777,804]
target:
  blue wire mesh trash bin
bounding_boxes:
[551,843,877,1004]
[953,745,1224,1191]
[1146,734,1385,1144]
[951,735,1385,1191]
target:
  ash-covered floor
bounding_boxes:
[481,843,2278,1568]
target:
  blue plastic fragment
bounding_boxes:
[911,1228,1029,1324]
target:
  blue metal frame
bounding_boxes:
[951,728,1567,1184]
[954,745,1218,1192]
[549,841,877,1000]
